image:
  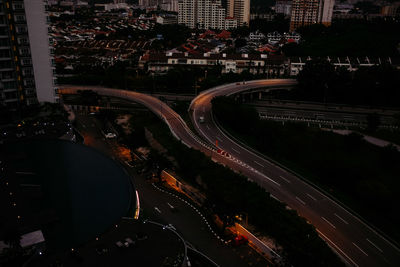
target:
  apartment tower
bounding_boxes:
[289,0,334,31]
[0,0,57,109]
[178,0,226,29]
[227,0,250,26]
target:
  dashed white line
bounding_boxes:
[254,161,264,167]
[295,196,306,205]
[366,238,383,253]
[316,229,359,267]
[321,216,336,229]
[306,193,317,201]
[124,161,133,168]
[279,175,291,184]
[334,213,349,225]
[154,207,162,214]
[353,242,369,256]
[270,194,281,202]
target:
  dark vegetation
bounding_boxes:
[283,20,400,57]
[109,109,344,267]
[249,14,290,35]
[278,59,400,108]
[212,96,400,243]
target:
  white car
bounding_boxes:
[105,132,116,139]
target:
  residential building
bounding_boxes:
[250,13,275,20]
[267,31,301,44]
[224,16,237,30]
[139,0,163,8]
[227,0,250,26]
[178,0,231,30]
[275,0,292,16]
[197,0,225,29]
[156,14,178,25]
[248,30,266,43]
[161,0,179,12]
[178,0,196,28]
[139,52,288,75]
[381,2,400,17]
[0,0,57,109]
[289,0,334,31]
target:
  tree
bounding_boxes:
[3,225,21,250]
[297,59,336,102]
[235,38,247,48]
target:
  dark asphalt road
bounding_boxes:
[61,80,400,267]
[190,79,400,267]
[74,114,268,267]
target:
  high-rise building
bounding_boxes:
[0,0,57,109]
[178,0,228,30]
[161,0,179,12]
[289,0,334,32]
[275,0,292,16]
[178,0,196,28]
[227,0,250,26]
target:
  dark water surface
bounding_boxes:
[10,140,133,250]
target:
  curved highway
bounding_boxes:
[60,82,400,266]
[189,79,400,267]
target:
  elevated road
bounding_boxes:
[60,81,400,266]
[189,79,400,267]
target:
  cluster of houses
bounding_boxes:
[139,53,399,77]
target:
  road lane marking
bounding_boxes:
[366,238,383,253]
[306,193,316,201]
[334,213,349,225]
[154,207,162,214]
[295,196,306,205]
[353,242,369,256]
[232,147,240,154]
[279,175,291,184]
[254,161,264,167]
[271,194,281,202]
[316,229,359,267]
[321,216,336,229]
[124,161,133,168]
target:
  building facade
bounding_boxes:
[0,0,57,109]
[289,0,334,31]
[275,0,292,16]
[227,0,250,26]
[178,0,229,30]
[139,52,288,76]
[178,0,196,28]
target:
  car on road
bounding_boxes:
[199,116,205,123]
[104,132,117,139]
